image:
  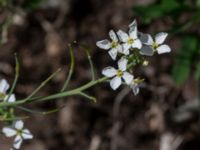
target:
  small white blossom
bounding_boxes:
[117,23,142,55]
[96,30,122,60]
[0,79,15,102]
[140,32,171,56]
[2,120,33,149]
[102,58,133,90]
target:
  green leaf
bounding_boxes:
[23,0,43,12]
[0,0,8,6]
[195,61,200,80]
[172,36,198,85]
[172,60,190,85]
[196,0,200,8]
[133,5,164,24]
[133,0,187,24]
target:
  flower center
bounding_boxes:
[111,41,118,48]
[116,70,123,77]
[128,38,134,45]
[16,129,22,136]
[152,42,158,50]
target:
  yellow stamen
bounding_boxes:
[116,70,123,77]
[152,42,158,50]
[127,38,134,45]
[16,130,22,136]
[111,41,118,48]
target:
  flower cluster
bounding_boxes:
[97,19,171,95]
[0,79,33,149]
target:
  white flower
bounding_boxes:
[96,30,122,60]
[0,79,16,102]
[129,79,140,95]
[102,58,133,90]
[117,23,142,55]
[2,120,33,149]
[140,32,171,56]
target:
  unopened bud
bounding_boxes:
[143,60,149,66]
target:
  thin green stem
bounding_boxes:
[6,54,20,102]
[23,68,61,102]
[16,106,60,115]
[61,44,75,92]
[78,43,95,80]
[32,76,107,103]
[79,92,96,102]
[86,50,95,81]
[0,60,135,108]
[0,77,108,107]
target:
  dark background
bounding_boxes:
[0,0,200,150]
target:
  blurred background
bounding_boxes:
[1,0,200,149]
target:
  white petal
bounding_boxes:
[122,72,133,84]
[22,129,33,139]
[116,44,123,53]
[102,67,117,77]
[109,30,118,41]
[13,135,23,149]
[110,76,121,90]
[129,27,137,39]
[5,94,16,102]
[2,127,16,137]
[0,79,9,93]
[132,39,142,49]
[122,43,131,54]
[155,32,168,45]
[128,19,137,29]
[117,30,129,42]
[108,49,118,60]
[157,44,171,54]
[15,120,24,130]
[118,58,128,71]
[140,46,154,56]
[123,49,130,55]
[139,33,153,45]
[96,40,111,50]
